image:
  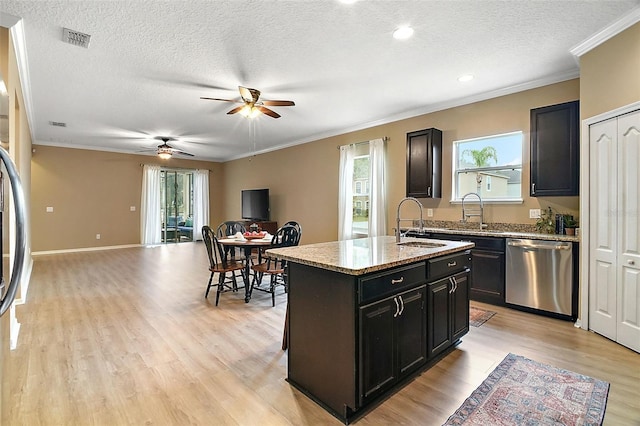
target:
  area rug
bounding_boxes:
[443,353,609,425]
[469,306,496,327]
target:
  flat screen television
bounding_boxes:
[241,188,270,221]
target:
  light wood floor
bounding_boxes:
[8,243,640,425]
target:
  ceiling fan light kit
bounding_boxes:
[157,148,173,159]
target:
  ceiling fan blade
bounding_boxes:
[172,150,195,157]
[239,86,260,103]
[258,106,281,119]
[262,100,295,107]
[227,105,244,115]
[200,97,239,103]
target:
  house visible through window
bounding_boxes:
[352,150,370,236]
[452,131,523,201]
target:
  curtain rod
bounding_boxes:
[336,136,389,150]
[139,164,211,172]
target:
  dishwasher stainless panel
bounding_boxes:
[505,239,573,316]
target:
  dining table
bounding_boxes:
[217,236,274,302]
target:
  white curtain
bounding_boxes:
[141,164,161,245]
[368,138,387,237]
[338,144,355,240]
[193,169,209,241]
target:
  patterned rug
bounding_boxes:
[443,353,610,425]
[469,306,496,327]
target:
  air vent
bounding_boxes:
[49,121,67,127]
[62,28,91,48]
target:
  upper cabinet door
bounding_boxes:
[530,101,579,197]
[406,128,442,198]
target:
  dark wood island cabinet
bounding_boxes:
[267,236,473,424]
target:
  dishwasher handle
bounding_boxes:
[507,239,572,250]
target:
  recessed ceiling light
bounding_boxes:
[393,26,414,40]
[458,74,474,82]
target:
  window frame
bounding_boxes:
[451,131,524,204]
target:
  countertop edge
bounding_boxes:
[267,237,474,276]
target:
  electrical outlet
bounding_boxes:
[96,234,101,240]
[46,206,54,213]
[130,206,136,212]
[427,208,434,217]
[530,209,541,219]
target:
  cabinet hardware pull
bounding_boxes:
[447,261,457,267]
[451,276,458,293]
[531,183,536,194]
[449,277,454,293]
[398,296,404,316]
[391,277,404,284]
[428,186,431,197]
[393,297,400,317]
[630,260,636,265]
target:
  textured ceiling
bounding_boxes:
[1,0,639,161]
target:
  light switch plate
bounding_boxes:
[427,208,434,217]
[530,208,541,219]
[130,206,136,211]
[46,206,53,213]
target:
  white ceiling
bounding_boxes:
[2,0,639,161]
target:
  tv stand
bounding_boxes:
[240,220,278,234]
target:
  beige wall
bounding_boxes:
[31,146,224,252]
[224,80,581,244]
[580,22,640,119]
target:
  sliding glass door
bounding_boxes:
[160,170,193,243]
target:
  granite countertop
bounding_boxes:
[404,226,579,243]
[266,235,474,276]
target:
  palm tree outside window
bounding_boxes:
[453,131,523,201]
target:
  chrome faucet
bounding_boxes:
[461,192,487,230]
[395,197,424,242]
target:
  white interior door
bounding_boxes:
[589,118,618,340]
[617,110,640,352]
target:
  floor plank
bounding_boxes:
[8,243,640,425]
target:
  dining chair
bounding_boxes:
[249,224,300,306]
[215,220,250,266]
[202,225,246,306]
[283,221,302,245]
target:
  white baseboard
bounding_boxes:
[32,243,143,256]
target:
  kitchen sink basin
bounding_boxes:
[397,241,446,248]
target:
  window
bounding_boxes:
[352,154,370,235]
[452,131,523,202]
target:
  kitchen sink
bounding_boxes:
[397,241,447,248]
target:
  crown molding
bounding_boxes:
[570,6,640,58]
[226,69,580,162]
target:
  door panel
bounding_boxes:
[616,110,640,352]
[590,118,618,339]
[618,268,640,352]
[359,298,396,402]
[396,287,426,376]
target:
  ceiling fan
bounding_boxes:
[201,86,295,119]
[139,136,195,159]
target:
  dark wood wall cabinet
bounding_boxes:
[530,100,579,197]
[406,128,442,198]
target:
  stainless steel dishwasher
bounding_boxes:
[505,238,574,317]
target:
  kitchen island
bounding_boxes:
[267,236,474,424]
